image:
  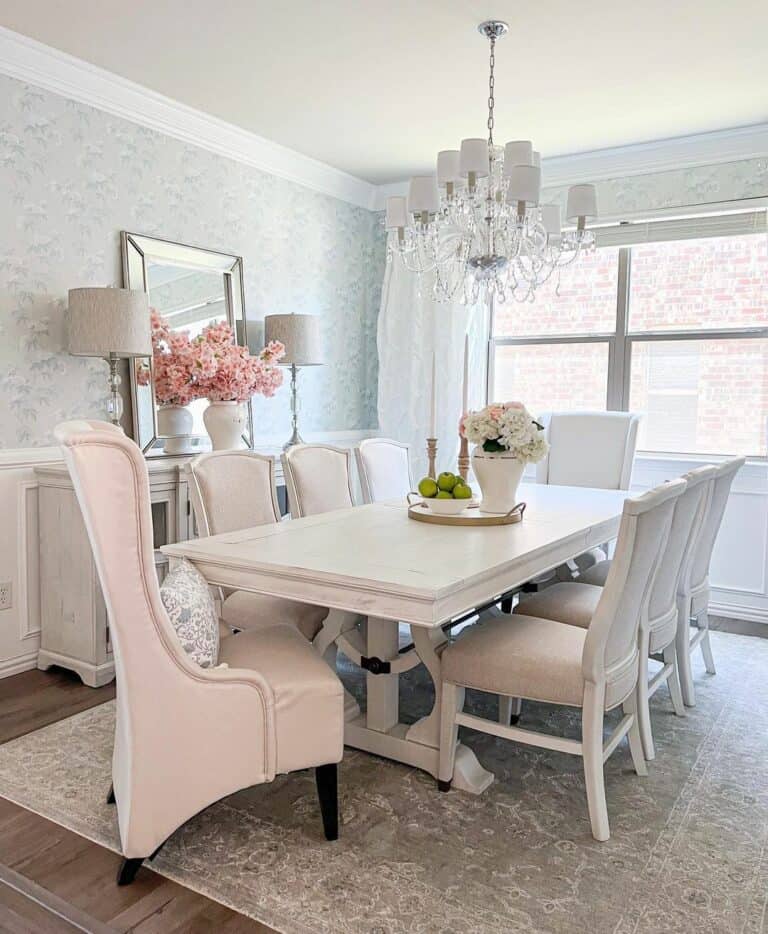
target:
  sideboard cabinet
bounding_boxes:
[34,458,194,687]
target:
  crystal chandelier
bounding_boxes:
[384,20,599,304]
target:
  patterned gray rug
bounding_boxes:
[0,630,766,933]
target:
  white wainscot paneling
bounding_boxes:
[632,455,768,624]
[0,447,60,676]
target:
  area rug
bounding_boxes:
[0,630,766,933]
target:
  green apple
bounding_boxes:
[418,477,438,498]
[437,472,458,492]
[453,483,472,500]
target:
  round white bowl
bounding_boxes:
[420,496,475,516]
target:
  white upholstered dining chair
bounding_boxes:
[355,438,413,503]
[187,450,328,640]
[55,421,344,885]
[438,478,686,841]
[518,466,716,760]
[281,443,355,517]
[536,411,641,490]
[675,456,745,706]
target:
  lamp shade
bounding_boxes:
[264,314,323,366]
[503,140,534,174]
[506,164,541,205]
[541,203,562,238]
[437,150,461,186]
[407,176,440,214]
[566,184,598,221]
[67,287,150,358]
[385,196,408,229]
[458,138,490,178]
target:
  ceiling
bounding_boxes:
[2,0,767,185]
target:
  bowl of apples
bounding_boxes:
[415,472,476,515]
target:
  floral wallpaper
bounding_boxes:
[541,157,768,215]
[0,74,385,448]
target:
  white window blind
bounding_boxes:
[593,209,767,248]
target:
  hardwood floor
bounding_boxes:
[0,668,273,933]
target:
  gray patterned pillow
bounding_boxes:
[160,559,219,668]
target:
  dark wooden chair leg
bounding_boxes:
[106,784,115,804]
[116,857,144,886]
[315,763,338,841]
[500,596,513,614]
[437,779,452,792]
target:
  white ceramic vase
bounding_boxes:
[203,401,247,451]
[157,404,194,455]
[472,448,526,514]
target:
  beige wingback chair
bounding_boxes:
[55,421,344,885]
[438,478,686,841]
[187,450,328,640]
[355,438,413,503]
[281,443,355,517]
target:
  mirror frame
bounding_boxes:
[121,231,253,457]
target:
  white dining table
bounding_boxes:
[162,482,626,793]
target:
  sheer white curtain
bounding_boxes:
[377,258,488,480]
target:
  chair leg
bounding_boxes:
[676,602,696,708]
[582,683,610,842]
[698,610,716,675]
[663,643,686,717]
[623,692,648,777]
[637,628,655,761]
[106,783,115,805]
[438,682,464,792]
[116,858,144,886]
[500,596,513,614]
[498,695,522,725]
[315,763,339,841]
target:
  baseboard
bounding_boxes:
[709,601,768,625]
[0,651,39,678]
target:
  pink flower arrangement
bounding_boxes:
[138,310,284,406]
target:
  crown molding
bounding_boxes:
[0,26,378,211]
[372,124,768,210]
[2,27,765,215]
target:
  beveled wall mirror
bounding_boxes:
[121,232,253,457]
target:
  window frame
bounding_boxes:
[487,214,768,459]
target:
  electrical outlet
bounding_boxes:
[0,581,11,611]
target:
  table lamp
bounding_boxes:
[263,313,323,449]
[67,287,151,427]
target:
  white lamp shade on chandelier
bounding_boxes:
[67,287,151,358]
[384,20,598,304]
[264,314,323,367]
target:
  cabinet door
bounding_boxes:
[38,486,108,665]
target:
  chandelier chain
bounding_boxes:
[487,36,495,146]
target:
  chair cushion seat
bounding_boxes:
[514,582,602,629]
[441,614,587,707]
[579,559,611,587]
[219,626,343,773]
[222,591,328,641]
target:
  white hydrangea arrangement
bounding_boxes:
[460,402,549,463]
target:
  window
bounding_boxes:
[489,211,768,456]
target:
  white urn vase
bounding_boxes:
[157,404,194,455]
[203,400,247,451]
[472,448,525,514]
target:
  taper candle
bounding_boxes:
[462,333,469,414]
[429,352,437,438]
